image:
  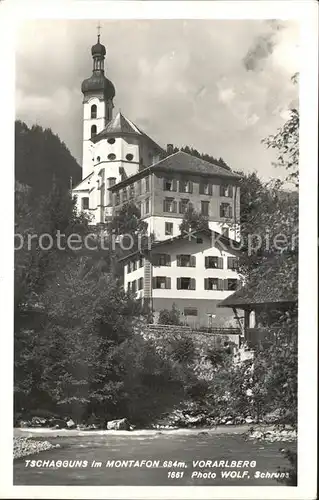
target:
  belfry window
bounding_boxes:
[91,105,97,119]
[91,125,97,137]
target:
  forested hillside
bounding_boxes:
[15,121,81,194]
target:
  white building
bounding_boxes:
[73,35,242,327]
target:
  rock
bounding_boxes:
[226,420,234,425]
[263,409,282,424]
[66,418,76,429]
[245,416,254,424]
[107,418,131,430]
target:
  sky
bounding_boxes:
[15,19,299,181]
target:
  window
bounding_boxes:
[91,125,97,137]
[132,259,137,272]
[129,184,135,198]
[126,153,134,161]
[177,254,196,267]
[199,183,212,195]
[137,180,142,195]
[179,180,193,193]
[137,201,142,216]
[201,201,210,216]
[163,178,177,191]
[139,256,144,268]
[220,203,233,218]
[222,227,230,238]
[91,104,97,119]
[226,278,238,291]
[145,197,150,214]
[108,177,116,187]
[127,282,131,291]
[179,199,190,214]
[165,222,173,235]
[107,138,115,144]
[220,185,233,197]
[163,198,177,213]
[196,237,203,244]
[82,197,89,210]
[131,280,137,293]
[145,176,150,192]
[108,153,116,160]
[205,256,223,269]
[177,277,196,290]
[127,262,131,274]
[152,277,171,289]
[153,254,171,267]
[184,308,198,316]
[138,277,144,290]
[227,257,238,270]
[204,278,223,291]
[122,188,128,202]
[115,192,120,205]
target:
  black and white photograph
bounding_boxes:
[0,1,317,499]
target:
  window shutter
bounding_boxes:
[152,277,156,289]
[166,277,171,289]
[218,279,224,291]
[173,201,177,213]
[219,185,223,196]
[177,278,181,290]
[166,254,171,266]
[199,184,204,194]
[229,186,233,197]
[204,278,208,290]
[179,201,182,214]
[218,257,223,269]
[163,178,166,190]
[220,205,223,218]
[188,181,193,193]
[229,206,233,218]
[177,255,181,266]
[224,279,229,291]
[172,179,177,191]
[190,255,196,267]
[205,256,209,268]
[190,278,196,290]
[209,184,213,195]
[227,257,232,269]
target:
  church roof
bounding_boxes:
[72,172,93,191]
[91,112,164,152]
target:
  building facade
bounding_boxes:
[72,35,242,327]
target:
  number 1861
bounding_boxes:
[168,471,184,479]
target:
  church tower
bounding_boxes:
[81,32,115,179]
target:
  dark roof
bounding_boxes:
[109,151,240,191]
[152,151,241,179]
[218,255,298,309]
[91,112,164,153]
[118,228,241,263]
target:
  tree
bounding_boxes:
[14,258,184,425]
[179,205,209,235]
[107,201,148,237]
[262,74,299,188]
[15,120,81,195]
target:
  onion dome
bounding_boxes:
[81,74,115,99]
[91,37,106,57]
[81,34,115,100]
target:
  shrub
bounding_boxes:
[158,303,180,325]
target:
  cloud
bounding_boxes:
[15,19,299,180]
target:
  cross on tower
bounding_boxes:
[97,21,101,42]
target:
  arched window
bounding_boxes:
[91,104,97,119]
[91,125,97,137]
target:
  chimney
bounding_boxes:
[167,143,174,155]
